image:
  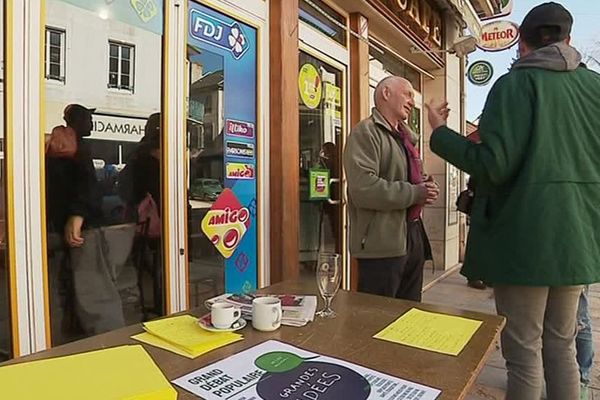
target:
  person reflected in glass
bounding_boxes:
[126,113,161,211]
[118,113,162,317]
[46,104,132,337]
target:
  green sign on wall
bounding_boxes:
[467,61,494,86]
[309,169,330,201]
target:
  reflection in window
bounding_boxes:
[187,46,225,307]
[45,27,65,82]
[299,0,346,46]
[369,45,421,91]
[108,41,135,91]
[298,51,344,269]
[186,0,258,298]
[45,0,163,346]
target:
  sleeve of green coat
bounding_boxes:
[430,72,534,185]
[343,126,419,211]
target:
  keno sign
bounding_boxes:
[478,20,519,52]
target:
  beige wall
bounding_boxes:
[422,17,465,270]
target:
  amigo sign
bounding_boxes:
[201,189,251,259]
[478,20,519,52]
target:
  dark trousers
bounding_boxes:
[357,220,426,302]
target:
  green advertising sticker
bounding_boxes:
[467,60,494,86]
[309,169,330,201]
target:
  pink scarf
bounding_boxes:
[395,125,424,221]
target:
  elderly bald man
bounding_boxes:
[343,76,439,301]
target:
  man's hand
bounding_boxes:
[425,100,450,131]
[65,216,85,247]
[415,181,440,205]
[424,181,440,205]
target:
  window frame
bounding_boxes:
[299,0,347,47]
[44,26,66,83]
[107,40,135,92]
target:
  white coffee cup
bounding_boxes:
[252,297,282,332]
[211,302,241,329]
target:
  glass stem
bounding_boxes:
[324,296,333,312]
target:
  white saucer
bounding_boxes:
[197,313,247,332]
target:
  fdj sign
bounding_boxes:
[190,9,250,59]
[467,61,494,86]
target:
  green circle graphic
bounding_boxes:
[255,351,307,373]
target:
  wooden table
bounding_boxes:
[2,280,505,400]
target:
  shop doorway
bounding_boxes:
[298,49,346,275]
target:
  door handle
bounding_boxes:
[328,178,341,205]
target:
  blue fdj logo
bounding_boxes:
[190,9,250,60]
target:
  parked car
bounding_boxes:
[190,178,223,201]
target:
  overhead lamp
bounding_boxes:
[410,35,479,58]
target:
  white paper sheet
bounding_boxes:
[173,340,441,400]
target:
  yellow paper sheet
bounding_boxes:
[143,314,243,354]
[132,332,243,359]
[374,308,483,356]
[0,345,177,400]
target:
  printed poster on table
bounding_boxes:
[173,340,441,400]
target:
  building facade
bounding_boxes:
[0,0,496,359]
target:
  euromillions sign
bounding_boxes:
[190,9,250,59]
[477,20,519,52]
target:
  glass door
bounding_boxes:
[185,1,260,306]
[298,50,345,273]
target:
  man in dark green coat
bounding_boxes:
[426,3,600,400]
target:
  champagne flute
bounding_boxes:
[316,253,341,318]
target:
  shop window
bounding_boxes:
[299,0,346,46]
[369,46,422,91]
[45,27,65,82]
[409,107,421,137]
[45,0,164,347]
[108,41,135,91]
[187,1,259,305]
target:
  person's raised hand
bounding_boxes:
[425,100,450,131]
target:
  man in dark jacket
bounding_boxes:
[46,104,132,336]
[47,104,103,240]
[426,3,600,399]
